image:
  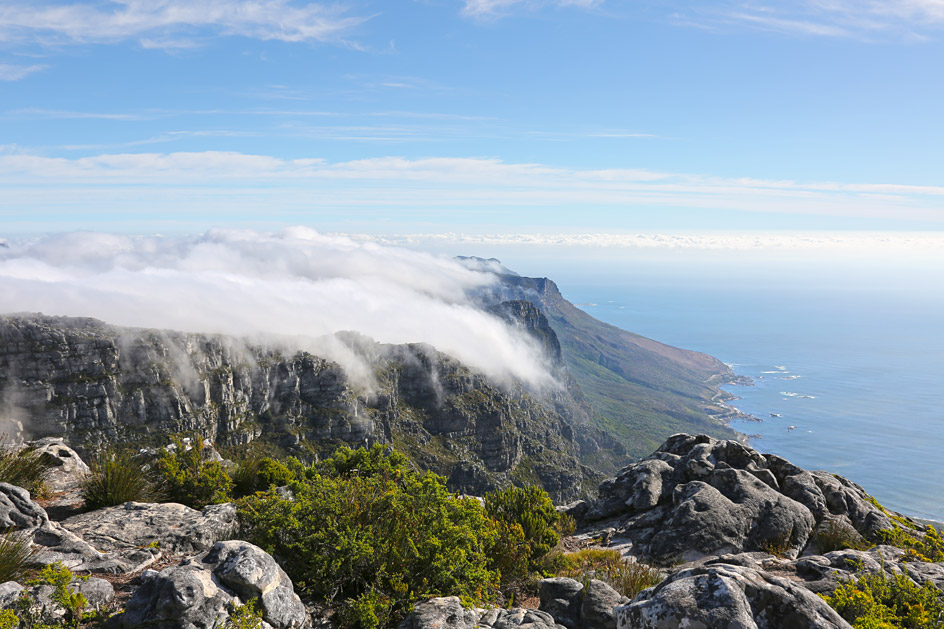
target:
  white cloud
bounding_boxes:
[0,63,47,80]
[683,0,944,40]
[461,0,602,18]
[0,151,942,222]
[366,231,944,254]
[0,228,557,389]
[0,0,369,46]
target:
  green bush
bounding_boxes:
[20,562,88,628]
[81,449,164,510]
[825,569,944,628]
[485,486,561,571]
[237,445,500,629]
[0,440,54,497]
[558,549,662,599]
[232,456,297,497]
[0,528,36,583]
[155,435,232,509]
[224,598,265,629]
[876,525,944,563]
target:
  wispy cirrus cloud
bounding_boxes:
[0,0,370,48]
[0,62,47,80]
[0,150,942,224]
[461,0,603,19]
[675,0,944,41]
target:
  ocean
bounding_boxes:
[501,247,944,521]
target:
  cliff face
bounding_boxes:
[0,313,600,502]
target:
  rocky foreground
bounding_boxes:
[2,435,942,628]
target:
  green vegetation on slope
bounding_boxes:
[497,275,740,460]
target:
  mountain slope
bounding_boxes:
[477,273,745,461]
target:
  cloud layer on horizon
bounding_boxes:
[0,227,555,388]
[1,151,941,225]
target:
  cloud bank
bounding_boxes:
[1,151,942,226]
[0,227,554,388]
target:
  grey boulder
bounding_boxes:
[616,562,851,629]
[114,540,308,629]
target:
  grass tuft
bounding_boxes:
[81,450,165,510]
[0,528,36,583]
[558,548,662,599]
[0,438,54,496]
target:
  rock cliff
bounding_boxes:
[0,312,604,501]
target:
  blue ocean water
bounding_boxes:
[516,251,944,521]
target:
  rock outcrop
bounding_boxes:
[62,501,237,554]
[617,562,852,629]
[575,434,894,562]
[114,540,309,629]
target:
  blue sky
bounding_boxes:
[1,0,943,236]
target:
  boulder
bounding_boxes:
[581,435,895,562]
[580,579,628,629]
[398,597,567,629]
[616,562,852,629]
[398,597,479,629]
[62,501,237,554]
[31,437,91,492]
[538,577,583,629]
[114,540,308,629]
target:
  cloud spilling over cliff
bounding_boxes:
[0,227,553,388]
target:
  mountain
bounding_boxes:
[474,270,747,463]
[0,267,746,496]
[0,312,607,502]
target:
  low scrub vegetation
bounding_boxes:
[236,445,574,629]
[825,569,944,628]
[155,435,232,509]
[558,549,662,599]
[877,525,944,563]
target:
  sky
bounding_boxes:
[1,0,943,237]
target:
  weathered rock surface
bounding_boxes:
[398,597,567,629]
[537,577,628,629]
[578,434,894,562]
[11,577,114,626]
[114,540,309,629]
[617,562,852,629]
[63,501,237,554]
[0,482,159,574]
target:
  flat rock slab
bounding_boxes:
[62,501,237,554]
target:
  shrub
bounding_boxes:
[155,435,232,509]
[816,519,870,553]
[232,456,296,498]
[237,444,500,629]
[22,562,88,628]
[485,486,561,571]
[0,528,36,583]
[0,610,16,629]
[81,449,164,510]
[0,440,54,496]
[225,598,265,629]
[825,569,944,628]
[876,525,944,563]
[558,549,662,599]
